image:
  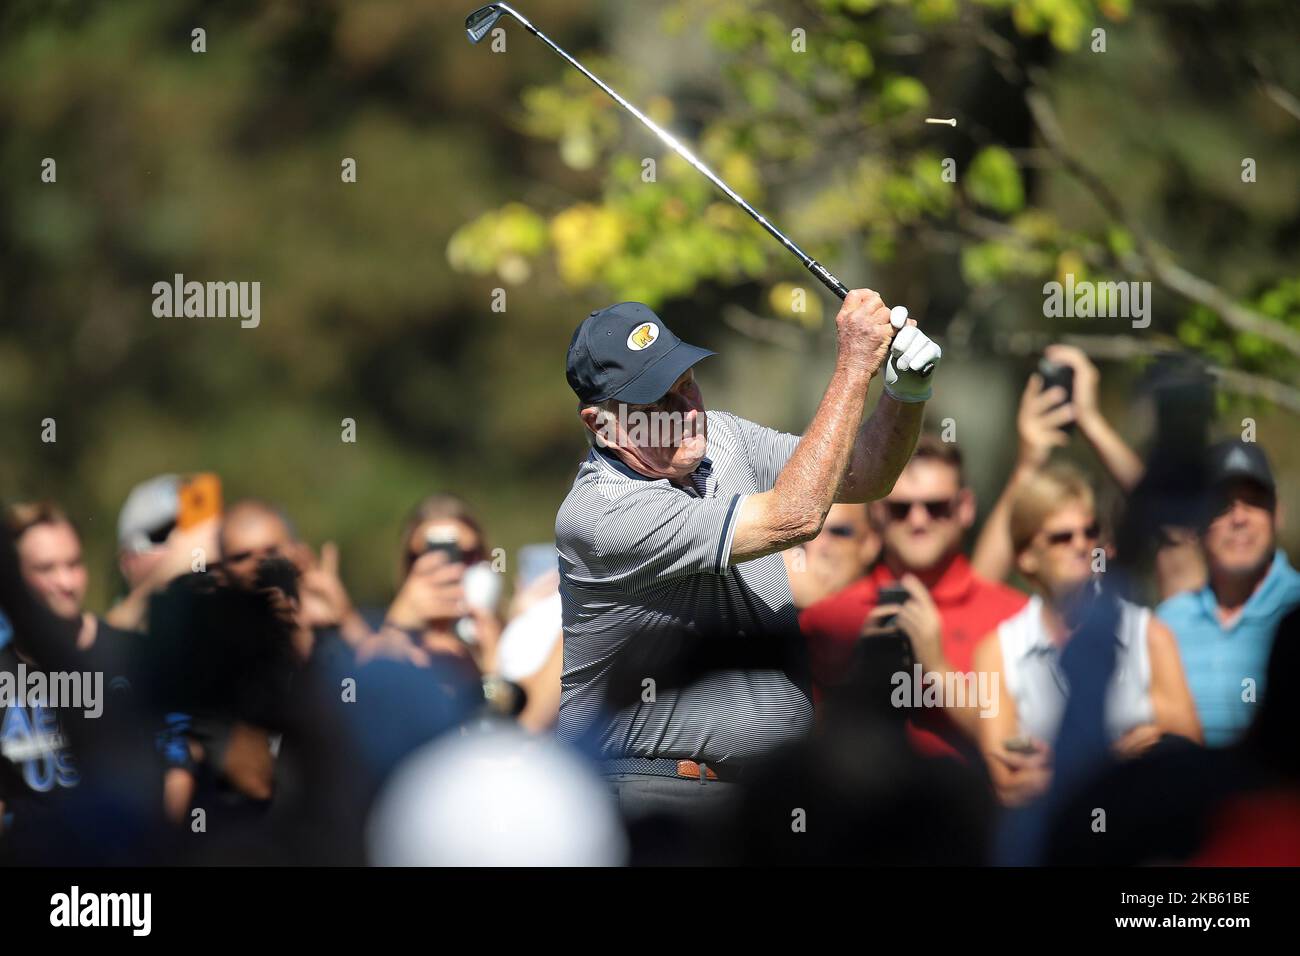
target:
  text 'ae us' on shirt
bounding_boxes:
[555,410,814,767]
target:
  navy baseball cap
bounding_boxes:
[566,302,714,405]
[1207,440,1275,496]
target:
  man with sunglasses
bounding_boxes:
[800,436,1026,753]
[1157,441,1300,746]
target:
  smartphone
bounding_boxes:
[1037,357,1075,433]
[178,473,222,529]
[1004,736,1039,754]
[875,583,910,629]
[423,527,464,565]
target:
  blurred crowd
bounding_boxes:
[1,345,1297,865]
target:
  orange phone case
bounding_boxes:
[177,473,222,529]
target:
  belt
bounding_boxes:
[601,757,740,783]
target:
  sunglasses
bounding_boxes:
[145,520,177,546]
[883,499,955,522]
[1043,522,1101,547]
[824,525,858,538]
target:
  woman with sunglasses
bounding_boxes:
[365,494,503,674]
[971,465,1200,806]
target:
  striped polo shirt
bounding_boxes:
[555,410,813,767]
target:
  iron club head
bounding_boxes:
[465,4,504,44]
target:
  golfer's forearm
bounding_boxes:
[732,362,871,559]
[836,393,924,503]
[773,361,874,528]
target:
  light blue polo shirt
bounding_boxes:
[1158,550,1300,746]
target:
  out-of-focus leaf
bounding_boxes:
[878,76,929,117]
[966,146,1025,215]
[446,203,548,277]
[550,204,628,287]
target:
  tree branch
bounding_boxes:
[720,304,808,352]
[1023,85,1300,359]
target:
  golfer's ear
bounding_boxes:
[579,406,609,446]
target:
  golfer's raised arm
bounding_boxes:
[835,392,925,504]
[730,290,939,563]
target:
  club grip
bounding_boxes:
[808,259,851,300]
[806,260,934,378]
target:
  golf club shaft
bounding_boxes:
[474,4,933,375]
[500,7,850,301]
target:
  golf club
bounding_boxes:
[465,2,934,376]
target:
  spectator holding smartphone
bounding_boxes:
[106,474,223,632]
[971,465,1201,807]
[972,346,1145,585]
[369,494,502,673]
[218,499,371,653]
[800,436,1026,752]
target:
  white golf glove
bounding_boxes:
[883,306,941,404]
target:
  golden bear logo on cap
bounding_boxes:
[627,322,659,351]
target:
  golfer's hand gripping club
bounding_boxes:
[882,305,941,403]
[815,263,936,381]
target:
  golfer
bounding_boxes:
[556,293,942,818]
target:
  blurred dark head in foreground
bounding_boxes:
[731,649,994,865]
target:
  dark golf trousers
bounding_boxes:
[604,772,739,824]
